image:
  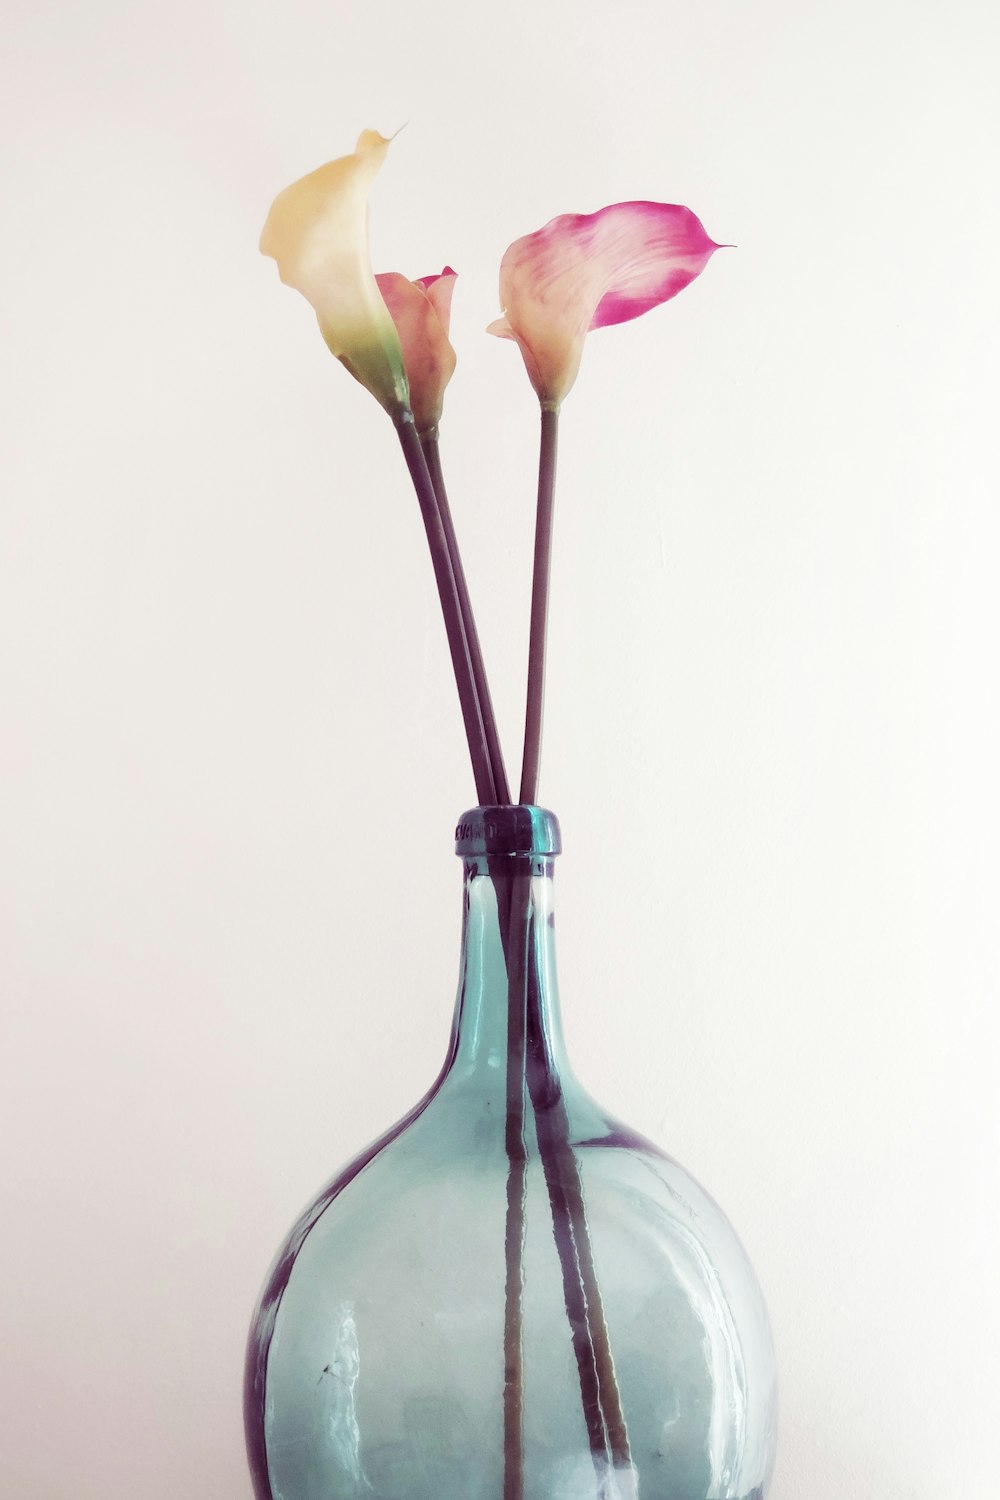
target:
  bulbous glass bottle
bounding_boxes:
[245,806,777,1500]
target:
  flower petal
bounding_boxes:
[415,266,458,338]
[375,271,457,436]
[489,200,722,408]
[486,315,514,341]
[260,131,409,417]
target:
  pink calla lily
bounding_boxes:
[375,267,458,437]
[488,201,723,408]
[260,131,410,418]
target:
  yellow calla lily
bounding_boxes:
[260,131,410,419]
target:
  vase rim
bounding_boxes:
[454,804,561,859]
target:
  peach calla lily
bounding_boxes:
[260,131,410,419]
[375,267,458,437]
[488,201,723,409]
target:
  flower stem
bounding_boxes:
[519,407,559,805]
[498,869,530,1500]
[496,872,633,1499]
[524,919,633,1484]
[422,436,511,805]
[395,417,496,805]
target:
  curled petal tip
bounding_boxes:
[417,268,458,343]
[415,265,458,293]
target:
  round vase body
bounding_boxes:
[245,808,777,1500]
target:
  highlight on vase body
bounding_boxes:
[249,128,776,1500]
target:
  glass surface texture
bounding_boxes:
[245,807,777,1500]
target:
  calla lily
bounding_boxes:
[260,130,410,419]
[375,267,458,437]
[488,201,723,408]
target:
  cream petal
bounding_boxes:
[260,132,409,417]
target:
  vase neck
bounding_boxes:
[445,807,570,1096]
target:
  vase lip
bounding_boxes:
[455,804,561,859]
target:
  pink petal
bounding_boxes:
[376,272,457,435]
[586,203,720,328]
[415,265,456,291]
[415,266,458,337]
[490,200,723,407]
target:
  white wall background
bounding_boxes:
[2,1,997,1496]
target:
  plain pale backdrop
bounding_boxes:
[2,1,998,1497]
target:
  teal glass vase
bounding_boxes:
[244,806,777,1500]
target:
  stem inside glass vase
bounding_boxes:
[492,840,633,1500]
[402,399,631,1494]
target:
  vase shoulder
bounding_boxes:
[244,810,777,1500]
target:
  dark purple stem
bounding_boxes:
[395,418,496,805]
[422,436,511,805]
[496,872,632,1494]
[499,869,530,1500]
[524,940,632,1476]
[519,407,559,805]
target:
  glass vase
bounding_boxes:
[244,805,777,1500]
